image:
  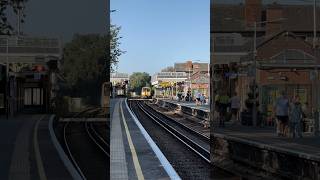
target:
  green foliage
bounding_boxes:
[110,24,125,71]
[129,72,151,94]
[62,34,107,103]
[0,0,27,35]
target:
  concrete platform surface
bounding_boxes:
[159,99,210,112]
[0,114,73,180]
[110,98,179,180]
[214,124,320,160]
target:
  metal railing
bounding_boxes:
[0,36,62,56]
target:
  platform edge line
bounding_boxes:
[125,99,181,180]
[120,100,145,180]
[48,115,85,180]
[33,114,48,180]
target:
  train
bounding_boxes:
[141,87,152,99]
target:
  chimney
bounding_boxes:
[185,61,193,70]
[245,0,262,27]
[266,4,283,36]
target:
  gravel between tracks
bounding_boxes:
[130,100,211,179]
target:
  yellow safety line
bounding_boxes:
[33,114,48,180]
[120,100,145,180]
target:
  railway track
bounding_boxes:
[144,102,210,149]
[130,100,240,179]
[62,107,109,180]
[129,100,211,179]
[147,102,210,137]
[138,101,210,163]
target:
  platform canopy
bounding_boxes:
[0,35,62,64]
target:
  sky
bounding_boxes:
[111,0,210,75]
[16,0,106,43]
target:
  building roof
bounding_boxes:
[111,72,129,79]
[0,35,62,63]
[174,61,209,72]
[190,71,209,84]
[239,31,320,68]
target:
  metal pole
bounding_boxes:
[6,37,9,119]
[208,63,210,101]
[189,67,191,102]
[252,21,257,127]
[313,0,319,136]
[17,9,21,36]
[175,70,178,97]
[314,0,316,50]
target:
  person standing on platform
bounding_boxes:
[290,95,303,138]
[218,91,230,127]
[274,91,289,137]
[214,91,220,121]
[200,93,205,105]
[196,92,201,106]
[230,92,241,124]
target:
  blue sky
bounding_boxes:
[111,0,210,75]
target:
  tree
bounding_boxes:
[62,34,107,104]
[0,0,27,35]
[110,24,125,71]
[129,72,151,95]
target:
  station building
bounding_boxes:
[110,72,129,96]
[0,35,62,115]
[151,72,188,97]
[152,60,210,98]
[211,0,320,130]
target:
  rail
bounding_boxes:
[136,102,210,163]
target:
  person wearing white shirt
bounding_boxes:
[230,92,241,123]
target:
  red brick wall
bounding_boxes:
[266,7,283,35]
[245,0,262,26]
[258,69,312,86]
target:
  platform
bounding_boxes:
[0,114,73,180]
[110,98,180,180]
[212,122,320,179]
[156,98,210,121]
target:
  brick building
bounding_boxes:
[211,0,320,125]
[238,31,318,119]
[211,0,320,94]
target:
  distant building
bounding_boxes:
[174,60,209,74]
[152,60,209,98]
[151,72,187,97]
[110,72,129,85]
[190,71,210,98]
[110,72,129,96]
